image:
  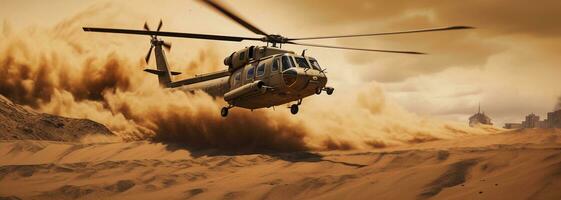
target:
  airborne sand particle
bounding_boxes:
[0,3,499,152]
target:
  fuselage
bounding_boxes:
[181,52,328,109]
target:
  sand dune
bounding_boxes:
[1,130,560,200]
[0,95,114,142]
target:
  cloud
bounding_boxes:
[268,0,561,125]
[292,0,561,37]
[276,0,561,83]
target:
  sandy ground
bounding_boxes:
[0,95,114,142]
[1,129,561,200]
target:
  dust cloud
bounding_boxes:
[0,4,499,152]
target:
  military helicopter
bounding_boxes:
[83,0,473,117]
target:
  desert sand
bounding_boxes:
[1,129,560,200]
[0,95,113,142]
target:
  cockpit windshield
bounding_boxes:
[281,56,295,71]
[309,58,321,70]
[294,56,310,69]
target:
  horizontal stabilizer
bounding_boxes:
[169,70,230,88]
[144,69,181,75]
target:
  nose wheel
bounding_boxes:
[325,87,334,95]
[290,104,299,114]
[316,87,335,95]
[221,105,234,117]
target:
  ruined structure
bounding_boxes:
[469,104,493,127]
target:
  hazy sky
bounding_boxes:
[2,0,560,126]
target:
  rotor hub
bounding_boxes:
[151,38,164,46]
[263,34,287,45]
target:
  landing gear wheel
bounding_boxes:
[326,87,334,95]
[315,87,322,95]
[290,104,299,115]
[221,107,229,117]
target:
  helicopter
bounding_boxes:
[82,0,473,117]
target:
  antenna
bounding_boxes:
[478,102,481,113]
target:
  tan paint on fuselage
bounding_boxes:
[181,51,328,109]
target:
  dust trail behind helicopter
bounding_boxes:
[0,2,498,152]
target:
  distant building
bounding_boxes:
[522,113,540,128]
[504,123,522,129]
[544,109,561,128]
[505,109,561,129]
[469,104,493,127]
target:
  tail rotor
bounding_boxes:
[145,45,154,63]
[144,20,172,64]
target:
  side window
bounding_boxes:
[257,63,265,77]
[246,67,254,80]
[295,57,310,68]
[239,52,245,60]
[272,57,279,72]
[248,46,254,60]
[281,56,295,71]
[234,72,241,85]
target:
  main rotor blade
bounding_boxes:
[143,22,151,31]
[157,20,163,32]
[287,42,426,55]
[145,45,154,63]
[199,0,268,36]
[83,27,262,42]
[288,26,474,41]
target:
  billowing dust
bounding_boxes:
[0,4,499,152]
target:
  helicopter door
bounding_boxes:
[256,62,266,81]
[230,70,242,89]
[268,56,282,88]
[244,64,256,84]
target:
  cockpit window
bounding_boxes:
[294,56,310,68]
[281,56,295,71]
[309,58,321,70]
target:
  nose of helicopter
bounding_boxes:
[283,68,327,91]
